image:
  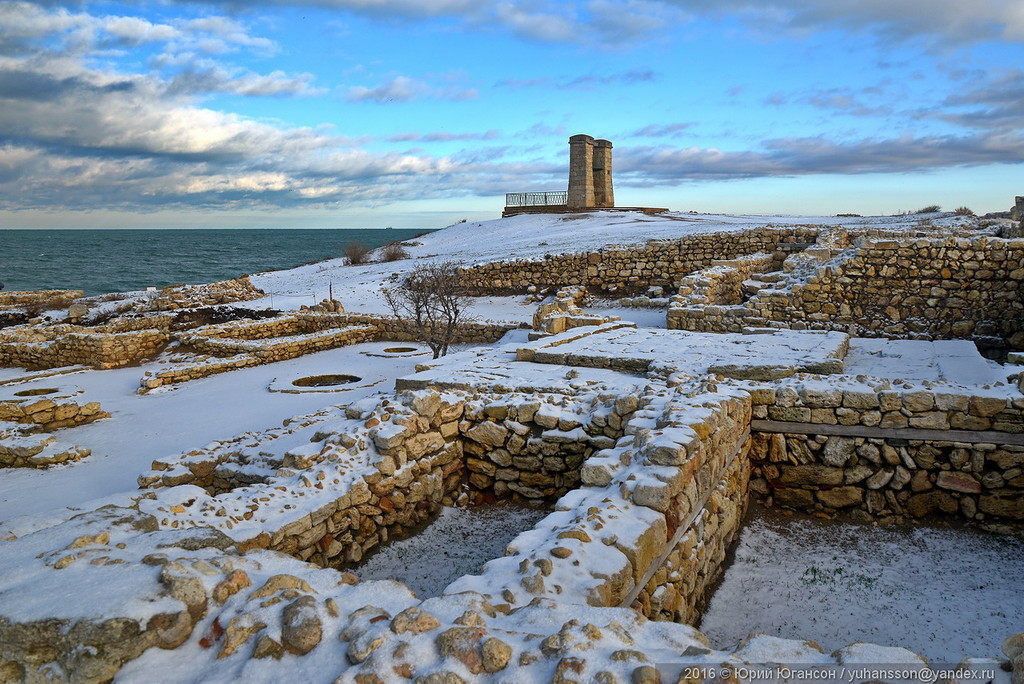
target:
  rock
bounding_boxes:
[391,607,441,635]
[979,492,1024,519]
[465,421,509,447]
[778,465,843,486]
[821,437,856,467]
[415,673,467,684]
[632,665,662,684]
[146,610,194,649]
[249,574,314,599]
[212,569,251,604]
[436,626,487,674]
[218,616,267,658]
[481,637,512,672]
[253,635,285,660]
[907,491,958,518]
[773,488,815,509]
[347,631,385,664]
[160,562,208,621]
[280,596,322,655]
[816,487,863,508]
[936,471,982,494]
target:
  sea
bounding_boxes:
[0,228,434,297]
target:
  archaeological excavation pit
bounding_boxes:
[12,387,59,397]
[291,374,362,388]
[698,508,1024,662]
[350,503,551,597]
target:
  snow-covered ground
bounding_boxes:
[700,510,1023,662]
[247,210,979,322]
[0,209,1019,679]
[0,341,433,537]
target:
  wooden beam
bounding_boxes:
[750,419,1024,446]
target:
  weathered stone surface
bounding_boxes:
[778,465,843,486]
[391,607,440,635]
[280,595,322,655]
[821,437,856,467]
[816,486,863,508]
[465,421,509,447]
[936,471,982,494]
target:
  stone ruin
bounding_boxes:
[504,135,666,216]
[567,134,614,210]
[0,212,1022,683]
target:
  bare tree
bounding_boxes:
[382,260,472,358]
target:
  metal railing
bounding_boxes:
[505,191,568,207]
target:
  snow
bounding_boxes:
[0,209,1019,679]
[0,341,430,537]
[699,510,1024,662]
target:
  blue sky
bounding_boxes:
[2,0,1024,229]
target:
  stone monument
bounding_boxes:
[567,134,614,209]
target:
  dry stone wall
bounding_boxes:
[141,313,524,391]
[137,277,264,311]
[0,290,83,312]
[667,252,780,332]
[750,235,1024,349]
[746,381,1024,524]
[457,227,819,296]
[0,315,175,370]
[0,396,108,432]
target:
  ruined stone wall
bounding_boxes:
[0,327,172,370]
[746,382,1024,524]
[0,396,108,431]
[667,252,780,333]
[457,227,819,296]
[0,290,82,311]
[752,235,1024,349]
[460,392,633,502]
[137,277,264,311]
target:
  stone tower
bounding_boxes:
[567,134,614,209]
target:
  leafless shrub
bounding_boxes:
[953,206,975,216]
[914,205,941,214]
[380,242,410,262]
[382,260,472,359]
[342,241,372,265]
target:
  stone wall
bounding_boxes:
[531,287,619,338]
[138,313,524,391]
[667,252,780,332]
[0,327,172,370]
[750,235,1024,349]
[0,315,176,370]
[0,290,82,311]
[0,396,108,432]
[137,277,265,312]
[444,384,754,627]
[746,381,1024,524]
[456,227,820,296]
[0,428,91,468]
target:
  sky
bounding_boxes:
[1,0,1023,229]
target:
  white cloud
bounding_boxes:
[656,0,1024,45]
[345,75,477,102]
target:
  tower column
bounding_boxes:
[567,134,595,209]
[592,139,614,208]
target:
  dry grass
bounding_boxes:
[342,241,372,265]
[380,242,410,262]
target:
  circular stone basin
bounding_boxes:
[291,374,361,388]
[383,346,418,353]
[13,387,59,397]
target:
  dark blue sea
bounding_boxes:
[0,228,433,296]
